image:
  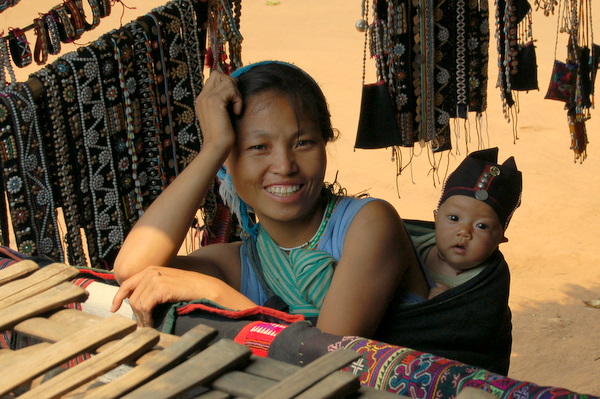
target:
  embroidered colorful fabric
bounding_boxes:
[545,60,578,103]
[234,321,288,357]
[337,337,597,399]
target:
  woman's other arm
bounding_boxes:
[316,200,428,338]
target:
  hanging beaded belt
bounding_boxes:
[0,84,63,261]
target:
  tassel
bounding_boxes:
[217,166,258,238]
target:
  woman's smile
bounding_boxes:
[265,184,302,197]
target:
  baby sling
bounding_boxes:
[373,219,512,375]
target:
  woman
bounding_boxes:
[111,61,429,338]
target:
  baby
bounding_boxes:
[423,148,522,299]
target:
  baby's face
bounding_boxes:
[434,195,507,270]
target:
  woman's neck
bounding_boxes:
[259,193,329,250]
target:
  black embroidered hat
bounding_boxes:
[438,147,522,229]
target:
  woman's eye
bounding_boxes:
[248,144,267,150]
[295,139,315,148]
[476,223,488,230]
[448,215,458,222]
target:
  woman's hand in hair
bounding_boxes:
[195,71,243,152]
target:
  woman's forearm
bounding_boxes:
[113,144,229,283]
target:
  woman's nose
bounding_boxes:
[271,148,298,175]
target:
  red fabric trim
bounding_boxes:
[234,321,260,345]
[75,267,116,282]
[233,321,288,358]
[176,303,305,324]
[71,277,95,289]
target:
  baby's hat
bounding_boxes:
[438,147,522,229]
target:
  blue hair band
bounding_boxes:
[230,60,301,78]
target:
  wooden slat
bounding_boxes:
[294,371,359,399]
[0,263,80,309]
[0,281,88,330]
[0,314,137,396]
[189,390,231,399]
[49,309,180,351]
[243,356,299,381]
[0,342,51,367]
[83,324,217,399]
[15,316,80,342]
[121,339,251,399]
[255,349,360,399]
[211,370,275,397]
[18,328,160,399]
[0,260,38,285]
[15,310,179,368]
[49,307,103,328]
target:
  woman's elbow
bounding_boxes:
[112,254,135,284]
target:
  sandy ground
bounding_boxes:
[3,0,599,395]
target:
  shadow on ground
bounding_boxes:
[509,283,600,396]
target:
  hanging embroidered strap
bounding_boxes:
[256,227,335,317]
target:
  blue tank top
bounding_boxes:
[239,196,377,305]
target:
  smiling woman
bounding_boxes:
[111,61,430,339]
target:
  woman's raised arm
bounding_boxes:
[113,71,243,283]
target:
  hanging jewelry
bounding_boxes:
[1,36,17,88]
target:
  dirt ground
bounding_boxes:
[4,0,599,395]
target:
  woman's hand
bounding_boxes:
[111,261,257,327]
[195,70,243,151]
[111,266,203,327]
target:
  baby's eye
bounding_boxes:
[476,223,488,230]
[448,214,459,222]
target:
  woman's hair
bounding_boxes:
[232,62,338,143]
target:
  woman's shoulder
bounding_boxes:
[334,194,381,213]
[320,195,390,258]
[334,195,397,221]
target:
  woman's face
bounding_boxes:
[226,91,327,226]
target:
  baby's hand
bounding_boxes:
[428,283,450,300]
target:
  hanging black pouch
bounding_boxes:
[510,41,538,91]
[355,81,402,149]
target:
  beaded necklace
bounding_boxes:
[277,194,339,252]
[146,12,179,183]
[125,18,167,206]
[111,31,144,218]
[0,37,17,88]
